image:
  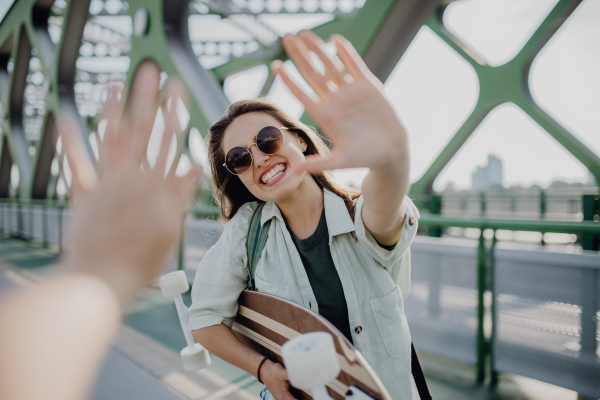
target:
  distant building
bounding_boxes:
[471,154,504,191]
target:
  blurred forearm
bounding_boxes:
[0,273,121,400]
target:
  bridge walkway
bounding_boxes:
[0,235,579,400]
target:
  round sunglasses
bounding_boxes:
[223,126,288,175]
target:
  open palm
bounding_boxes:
[59,63,200,304]
[272,31,409,175]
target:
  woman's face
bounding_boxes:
[222,112,309,203]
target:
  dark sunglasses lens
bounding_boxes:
[256,126,283,155]
[225,147,252,174]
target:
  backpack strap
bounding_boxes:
[411,343,432,399]
[246,202,270,291]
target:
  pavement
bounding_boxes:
[0,235,584,400]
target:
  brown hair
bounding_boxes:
[208,98,361,221]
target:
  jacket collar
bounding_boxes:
[260,189,356,237]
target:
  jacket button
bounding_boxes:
[408,216,415,226]
[355,326,362,334]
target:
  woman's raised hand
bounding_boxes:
[272,31,409,176]
[58,62,201,304]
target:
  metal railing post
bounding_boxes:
[582,194,599,251]
[540,190,546,246]
[58,206,63,251]
[28,201,33,241]
[489,231,498,387]
[429,193,442,238]
[0,201,4,234]
[42,201,47,247]
[476,230,486,383]
[579,194,599,398]
[480,192,486,217]
[540,190,546,219]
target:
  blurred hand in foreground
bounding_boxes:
[61,62,201,304]
[0,61,201,400]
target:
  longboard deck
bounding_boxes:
[232,290,392,400]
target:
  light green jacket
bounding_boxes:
[189,190,420,400]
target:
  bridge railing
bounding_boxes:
[412,214,600,398]
[1,197,599,397]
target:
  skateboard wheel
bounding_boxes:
[159,271,189,297]
[282,332,340,389]
[180,343,211,371]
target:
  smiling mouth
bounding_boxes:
[261,163,287,184]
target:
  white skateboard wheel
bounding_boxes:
[159,271,189,297]
[181,343,211,371]
[282,332,340,389]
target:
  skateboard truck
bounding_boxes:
[282,332,340,400]
[159,271,211,371]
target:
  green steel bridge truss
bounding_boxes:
[0,0,596,203]
[0,0,599,392]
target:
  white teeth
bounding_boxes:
[262,164,286,184]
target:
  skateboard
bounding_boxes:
[232,290,393,400]
[159,271,211,371]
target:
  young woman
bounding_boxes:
[189,31,419,400]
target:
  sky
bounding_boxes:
[223,0,600,190]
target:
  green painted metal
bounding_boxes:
[419,214,600,234]
[476,230,486,382]
[428,192,442,237]
[489,231,498,387]
[2,0,595,209]
[582,194,600,250]
[411,0,600,197]
[0,0,405,202]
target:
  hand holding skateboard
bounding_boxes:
[261,361,297,400]
[233,291,392,400]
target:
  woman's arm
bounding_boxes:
[359,155,409,246]
[271,31,411,245]
[193,325,296,400]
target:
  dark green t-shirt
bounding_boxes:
[285,210,353,343]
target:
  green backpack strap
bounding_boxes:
[246,202,270,291]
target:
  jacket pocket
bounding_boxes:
[369,286,411,358]
[254,274,290,300]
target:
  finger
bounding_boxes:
[58,120,98,194]
[125,61,161,165]
[167,151,182,179]
[331,34,370,81]
[98,84,123,169]
[173,165,201,209]
[281,35,331,100]
[271,60,320,118]
[298,30,345,86]
[155,105,176,178]
[291,153,347,174]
